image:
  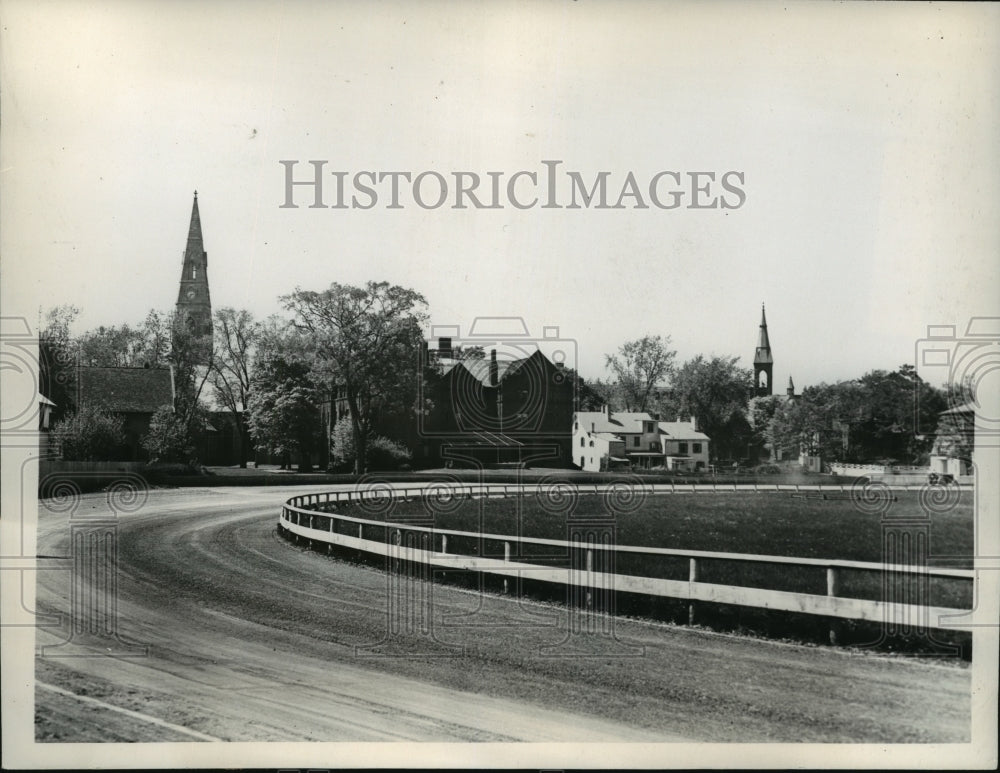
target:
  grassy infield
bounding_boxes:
[330,487,974,655]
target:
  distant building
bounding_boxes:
[929,401,975,477]
[573,407,710,471]
[572,406,630,471]
[658,417,710,471]
[753,304,774,397]
[750,304,800,463]
[174,191,213,366]
[419,341,574,468]
[75,365,175,460]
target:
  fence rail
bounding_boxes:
[278,483,975,633]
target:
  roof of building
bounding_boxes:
[77,366,174,414]
[438,349,556,387]
[658,421,710,441]
[754,303,773,365]
[576,410,657,434]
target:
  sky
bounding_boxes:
[2,0,999,389]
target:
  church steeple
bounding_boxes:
[174,191,213,364]
[753,304,773,396]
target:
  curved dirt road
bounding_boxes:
[33,486,969,743]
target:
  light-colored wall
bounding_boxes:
[574,431,615,471]
[662,438,709,469]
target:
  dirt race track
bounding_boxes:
[32,486,970,743]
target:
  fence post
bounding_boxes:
[503,541,511,594]
[688,558,698,625]
[827,566,840,645]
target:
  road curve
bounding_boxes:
[33,486,969,743]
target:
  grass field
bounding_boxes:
[336,489,973,563]
[321,488,974,655]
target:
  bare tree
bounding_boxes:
[208,308,260,467]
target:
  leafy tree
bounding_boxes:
[52,403,126,461]
[604,335,676,412]
[246,320,322,472]
[768,381,861,461]
[141,405,197,463]
[39,305,80,422]
[658,355,754,460]
[329,412,412,471]
[749,394,795,461]
[330,414,356,469]
[208,308,260,467]
[169,311,214,428]
[77,309,172,368]
[281,281,428,474]
[763,367,946,465]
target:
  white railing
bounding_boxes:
[829,462,931,476]
[278,483,974,633]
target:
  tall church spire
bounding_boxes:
[753,304,773,396]
[174,191,213,364]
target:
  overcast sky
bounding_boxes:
[2,0,998,387]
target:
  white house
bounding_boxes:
[573,407,710,471]
[658,417,710,471]
[573,407,629,471]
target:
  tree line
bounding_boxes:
[40,290,968,473]
[586,336,964,466]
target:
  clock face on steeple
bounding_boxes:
[186,289,196,299]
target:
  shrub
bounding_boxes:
[52,404,127,461]
[331,414,411,472]
[141,406,195,463]
[366,435,412,471]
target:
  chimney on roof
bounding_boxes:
[489,349,498,386]
[690,416,697,431]
[603,404,610,419]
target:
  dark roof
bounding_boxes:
[438,349,557,386]
[78,366,174,414]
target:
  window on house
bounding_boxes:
[679,442,688,453]
[574,422,578,430]
[644,422,653,433]
[192,266,197,279]
[649,442,658,451]
[693,443,702,454]
[632,436,639,447]
[589,440,594,447]
[580,437,585,447]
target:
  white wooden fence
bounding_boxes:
[278,483,974,633]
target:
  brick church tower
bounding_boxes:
[174,191,213,364]
[753,303,773,397]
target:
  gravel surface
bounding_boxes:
[33,486,970,743]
